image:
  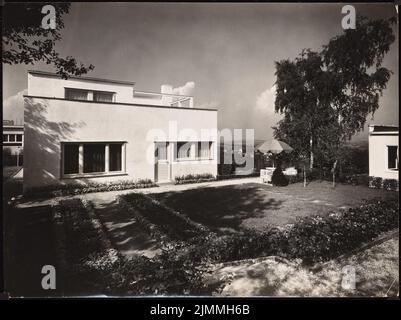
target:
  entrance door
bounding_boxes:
[155,142,170,182]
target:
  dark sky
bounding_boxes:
[3,3,398,141]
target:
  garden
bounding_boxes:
[54,180,399,296]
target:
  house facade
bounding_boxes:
[3,120,24,166]
[24,70,218,192]
[368,125,399,184]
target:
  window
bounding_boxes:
[109,144,122,171]
[176,142,192,159]
[65,88,115,102]
[94,91,114,102]
[9,134,15,142]
[64,144,79,174]
[65,88,88,100]
[84,144,105,173]
[16,134,22,142]
[62,142,125,176]
[197,142,212,159]
[388,146,398,170]
[3,134,8,142]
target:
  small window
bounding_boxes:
[197,142,212,159]
[3,134,8,142]
[109,144,122,171]
[388,146,398,170]
[9,134,15,142]
[65,88,88,101]
[94,91,114,102]
[176,142,192,159]
[16,134,22,142]
[84,144,105,173]
[64,144,79,174]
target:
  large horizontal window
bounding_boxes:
[65,88,115,102]
[62,142,125,177]
[175,141,214,161]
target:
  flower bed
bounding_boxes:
[174,173,217,185]
[120,193,209,242]
[54,197,210,295]
[25,179,158,198]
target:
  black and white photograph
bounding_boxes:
[1,1,399,302]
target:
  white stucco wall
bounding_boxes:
[368,133,398,180]
[24,97,217,191]
[28,72,135,103]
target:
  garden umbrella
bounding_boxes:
[256,139,293,154]
[256,139,293,168]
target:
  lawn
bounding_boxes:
[208,232,399,297]
[150,181,397,234]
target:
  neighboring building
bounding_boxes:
[24,70,218,192]
[368,125,398,183]
[3,120,24,166]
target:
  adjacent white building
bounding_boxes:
[24,70,218,192]
[368,124,399,182]
[3,120,24,166]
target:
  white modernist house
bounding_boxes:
[24,70,218,192]
[368,124,399,182]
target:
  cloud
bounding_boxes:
[173,81,195,96]
[255,85,276,113]
[3,89,27,124]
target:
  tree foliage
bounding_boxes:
[273,16,396,168]
[2,2,94,78]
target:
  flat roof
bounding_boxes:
[28,70,136,86]
[369,124,399,133]
[23,95,218,112]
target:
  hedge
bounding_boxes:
[369,176,398,191]
[174,173,217,185]
[25,179,158,198]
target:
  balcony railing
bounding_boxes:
[133,91,194,108]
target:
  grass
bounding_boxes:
[209,232,399,297]
[150,181,397,234]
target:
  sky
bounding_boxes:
[3,3,399,141]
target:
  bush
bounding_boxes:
[271,167,289,186]
[382,178,399,191]
[25,179,158,198]
[369,176,383,189]
[343,174,369,186]
[174,173,216,185]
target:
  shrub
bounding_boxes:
[369,176,383,189]
[343,174,369,186]
[25,179,158,198]
[382,178,399,191]
[174,173,217,185]
[271,167,289,186]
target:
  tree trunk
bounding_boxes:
[309,134,314,169]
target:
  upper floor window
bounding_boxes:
[94,91,114,102]
[16,134,22,142]
[65,88,88,101]
[387,146,398,170]
[65,88,115,102]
